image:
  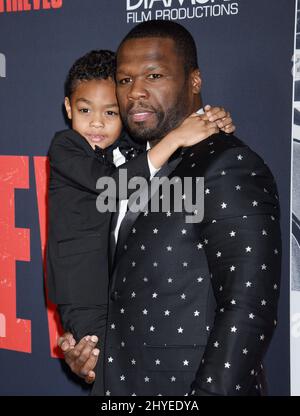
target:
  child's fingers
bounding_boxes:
[188,112,204,118]
[223,123,236,134]
[216,114,233,129]
[205,120,218,129]
[208,125,220,136]
[207,108,227,122]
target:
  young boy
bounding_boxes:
[47,50,234,393]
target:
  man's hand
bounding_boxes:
[204,105,236,134]
[58,333,99,384]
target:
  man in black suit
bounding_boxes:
[60,20,281,396]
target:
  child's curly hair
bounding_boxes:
[65,50,116,98]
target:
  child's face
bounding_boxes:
[65,78,122,149]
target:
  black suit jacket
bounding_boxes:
[102,133,281,396]
[46,129,150,321]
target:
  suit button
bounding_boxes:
[111,291,119,301]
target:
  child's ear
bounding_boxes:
[64,97,72,120]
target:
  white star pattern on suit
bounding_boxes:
[102,134,281,396]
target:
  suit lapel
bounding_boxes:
[108,207,119,274]
[111,156,183,272]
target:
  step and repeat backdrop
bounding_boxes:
[292,0,300,398]
[0,0,296,395]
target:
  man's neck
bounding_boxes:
[194,95,203,112]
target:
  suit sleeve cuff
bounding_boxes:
[147,151,160,179]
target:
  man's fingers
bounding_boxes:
[85,370,96,384]
[61,340,74,353]
[75,335,98,353]
[62,335,87,357]
[58,332,77,351]
[59,334,100,380]
[72,336,99,367]
[79,348,99,378]
[64,346,81,366]
[64,335,97,364]
[68,335,76,348]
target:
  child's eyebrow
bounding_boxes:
[76,98,92,104]
[75,98,119,108]
[104,103,119,109]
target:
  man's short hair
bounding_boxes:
[118,20,199,74]
[65,50,116,98]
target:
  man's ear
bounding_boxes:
[191,69,202,94]
[64,97,72,120]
